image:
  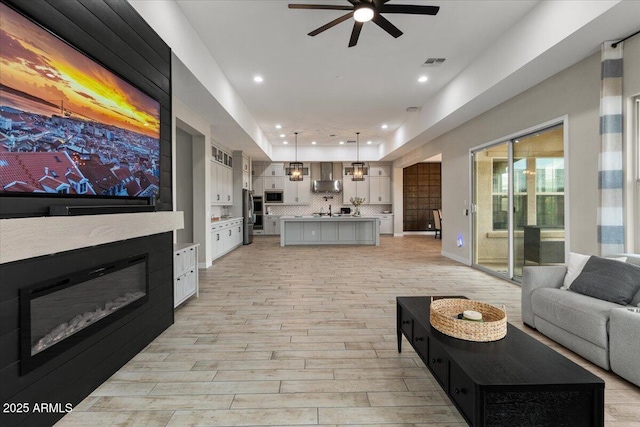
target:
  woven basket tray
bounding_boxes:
[429,298,507,342]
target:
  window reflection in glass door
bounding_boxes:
[513,126,565,279]
[473,142,510,277]
[472,124,565,281]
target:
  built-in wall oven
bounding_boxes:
[253,196,263,230]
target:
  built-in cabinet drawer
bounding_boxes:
[428,336,448,390]
[173,244,199,308]
[449,361,475,423]
[412,322,429,361]
[399,309,413,340]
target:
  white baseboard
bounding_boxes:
[441,250,471,265]
[198,261,211,269]
[393,233,404,237]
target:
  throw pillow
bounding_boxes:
[562,252,627,290]
[562,252,591,290]
[570,256,640,305]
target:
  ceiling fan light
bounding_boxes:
[353,6,374,23]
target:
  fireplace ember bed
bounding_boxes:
[20,255,149,374]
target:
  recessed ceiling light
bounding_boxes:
[418,75,428,83]
[280,134,285,138]
[253,75,264,83]
[283,141,288,145]
[381,124,388,129]
[339,141,344,145]
[275,124,282,129]
[311,141,317,145]
[367,140,372,145]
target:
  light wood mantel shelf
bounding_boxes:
[0,211,184,264]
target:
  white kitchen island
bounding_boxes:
[280,216,380,247]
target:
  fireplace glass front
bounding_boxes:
[20,255,148,373]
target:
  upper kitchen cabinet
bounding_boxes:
[252,162,266,177]
[342,173,370,205]
[211,144,233,205]
[370,165,391,177]
[264,163,284,177]
[264,176,284,190]
[242,156,250,190]
[369,175,391,204]
[283,164,311,204]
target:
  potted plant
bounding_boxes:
[350,197,365,216]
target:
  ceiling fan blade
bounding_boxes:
[308,12,354,37]
[372,0,392,7]
[372,14,403,38]
[288,4,354,11]
[348,21,363,47]
[378,4,440,15]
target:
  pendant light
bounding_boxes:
[288,132,304,181]
[352,132,365,181]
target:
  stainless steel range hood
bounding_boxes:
[312,162,342,193]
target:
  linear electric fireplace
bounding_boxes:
[20,255,149,374]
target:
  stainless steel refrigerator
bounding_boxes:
[242,189,254,244]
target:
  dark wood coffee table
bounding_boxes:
[397,296,604,427]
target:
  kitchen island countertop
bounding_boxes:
[280,216,379,246]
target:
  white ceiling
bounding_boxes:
[133,0,640,162]
[175,0,538,149]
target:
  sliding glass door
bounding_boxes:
[472,124,565,281]
[473,142,510,277]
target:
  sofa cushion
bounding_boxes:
[570,256,640,305]
[531,288,620,348]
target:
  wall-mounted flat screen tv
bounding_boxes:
[0,3,160,199]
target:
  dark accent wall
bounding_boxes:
[0,234,174,427]
[0,0,172,217]
[0,1,174,426]
[403,163,442,231]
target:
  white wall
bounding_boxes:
[175,128,194,244]
[396,37,640,262]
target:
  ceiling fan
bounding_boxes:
[288,0,439,47]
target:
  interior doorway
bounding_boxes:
[472,123,566,281]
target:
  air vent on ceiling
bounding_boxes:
[406,106,421,112]
[346,140,356,144]
[422,57,446,67]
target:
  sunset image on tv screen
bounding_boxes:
[0,3,160,198]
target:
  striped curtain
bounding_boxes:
[598,42,624,255]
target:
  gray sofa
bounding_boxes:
[521,254,640,386]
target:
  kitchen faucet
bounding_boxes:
[328,204,332,217]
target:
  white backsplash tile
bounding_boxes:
[266,192,391,216]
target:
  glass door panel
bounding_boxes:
[512,125,565,279]
[473,142,510,276]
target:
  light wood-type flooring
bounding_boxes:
[56,235,640,426]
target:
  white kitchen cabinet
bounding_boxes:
[264,215,281,235]
[211,162,233,205]
[264,176,284,190]
[376,214,393,234]
[283,176,311,205]
[342,176,369,205]
[225,167,233,203]
[252,162,266,177]
[265,163,284,177]
[242,156,250,173]
[173,243,199,308]
[369,176,391,204]
[370,165,391,177]
[243,171,250,190]
[210,218,244,261]
[253,176,264,198]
